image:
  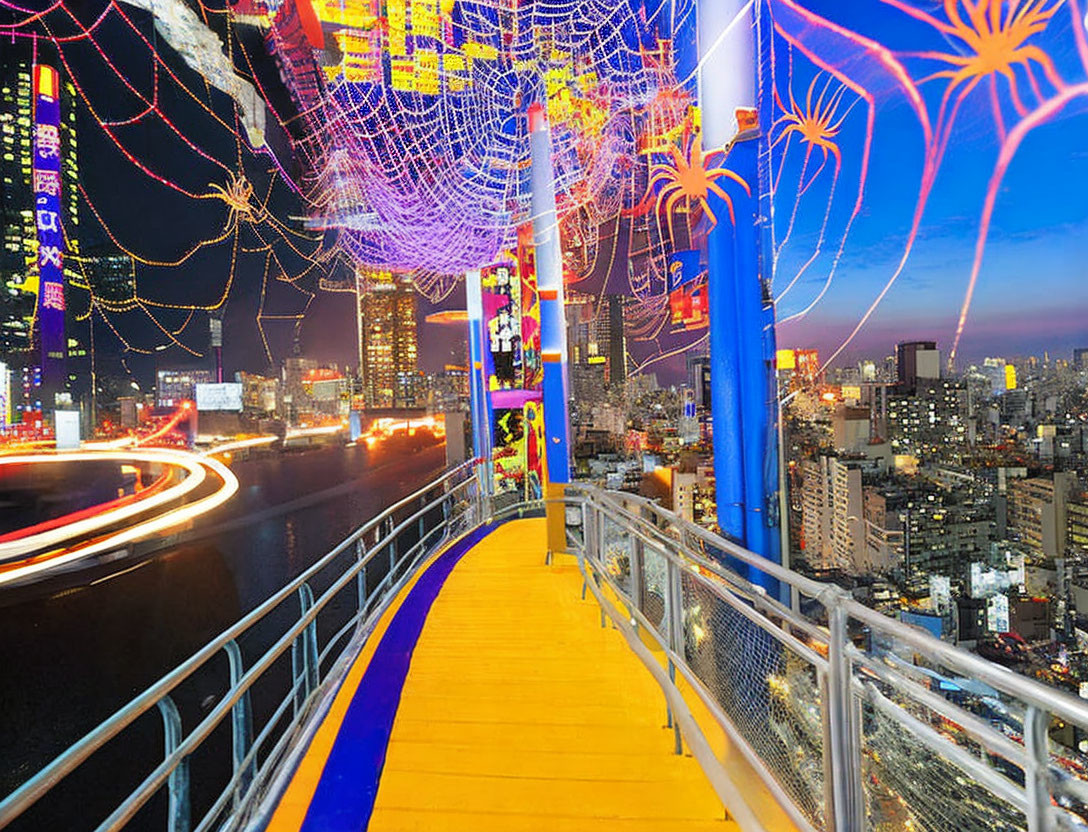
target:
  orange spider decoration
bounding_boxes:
[773,74,849,174]
[647,127,749,243]
[888,0,1063,112]
[206,172,260,231]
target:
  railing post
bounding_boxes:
[292,583,318,715]
[665,555,684,755]
[597,508,607,567]
[819,668,835,830]
[440,494,451,544]
[581,503,594,564]
[418,495,427,548]
[156,696,190,832]
[386,516,397,575]
[355,537,368,613]
[222,639,254,807]
[630,508,645,614]
[1025,705,1051,832]
[826,592,864,831]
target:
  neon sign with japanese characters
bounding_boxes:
[33,64,66,393]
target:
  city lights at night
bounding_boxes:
[0,2,1087,831]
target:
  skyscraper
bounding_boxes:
[896,340,940,392]
[357,269,417,408]
[0,44,38,356]
[590,294,627,388]
[0,41,82,410]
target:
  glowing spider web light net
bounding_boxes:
[1,0,725,370]
[264,0,702,302]
[0,0,341,363]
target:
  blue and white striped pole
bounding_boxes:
[465,268,493,498]
[699,0,782,594]
[529,103,571,486]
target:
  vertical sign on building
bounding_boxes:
[0,362,10,431]
[33,64,66,405]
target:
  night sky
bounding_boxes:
[4,0,1086,391]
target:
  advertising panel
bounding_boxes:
[669,277,708,331]
[0,362,10,430]
[195,382,244,412]
[33,64,66,398]
[481,258,521,390]
[492,407,525,496]
[524,399,545,499]
[517,227,543,391]
[666,249,701,293]
[54,409,80,450]
[484,240,544,497]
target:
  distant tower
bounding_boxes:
[210,314,224,383]
[591,295,628,388]
[1,42,83,415]
[896,340,940,392]
[356,269,418,408]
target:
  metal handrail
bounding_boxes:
[0,461,478,830]
[583,483,1088,729]
[9,471,1088,832]
[575,550,769,832]
[566,484,1088,832]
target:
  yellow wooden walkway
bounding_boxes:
[269,518,738,831]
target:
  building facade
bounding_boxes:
[1,42,86,414]
[357,270,417,409]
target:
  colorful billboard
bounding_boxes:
[666,249,701,293]
[669,276,708,331]
[195,382,244,412]
[482,239,545,499]
[517,226,543,392]
[33,64,66,402]
[481,258,522,391]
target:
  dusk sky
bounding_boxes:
[12,0,1086,386]
[771,0,1088,368]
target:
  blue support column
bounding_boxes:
[707,217,745,542]
[731,138,783,578]
[701,0,782,596]
[465,268,492,480]
[529,103,571,485]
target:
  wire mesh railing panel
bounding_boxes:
[859,694,1027,832]
[855,622,1088,831]
[600,514,633,597]
[639,545,668,635]
[680,570,826,829]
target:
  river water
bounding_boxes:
[0,441,447,830]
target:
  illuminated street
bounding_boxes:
[0,441,446,828]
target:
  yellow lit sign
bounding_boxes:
[587,356,607,365]
[842,385,861,401]
[36,65,57,100]
[1005,364,1017,390]
[776,349,796,370]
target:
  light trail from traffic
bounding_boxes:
[200,435,278,456]
[355,416,446,450]
[0,449,239,586]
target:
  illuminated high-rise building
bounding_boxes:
[593,295,628,388]
[0,44,38,355]
[357,270,418,409]
[0,40,83,409]
[896,340,940,392]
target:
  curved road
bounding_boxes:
[0,441,447,830]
